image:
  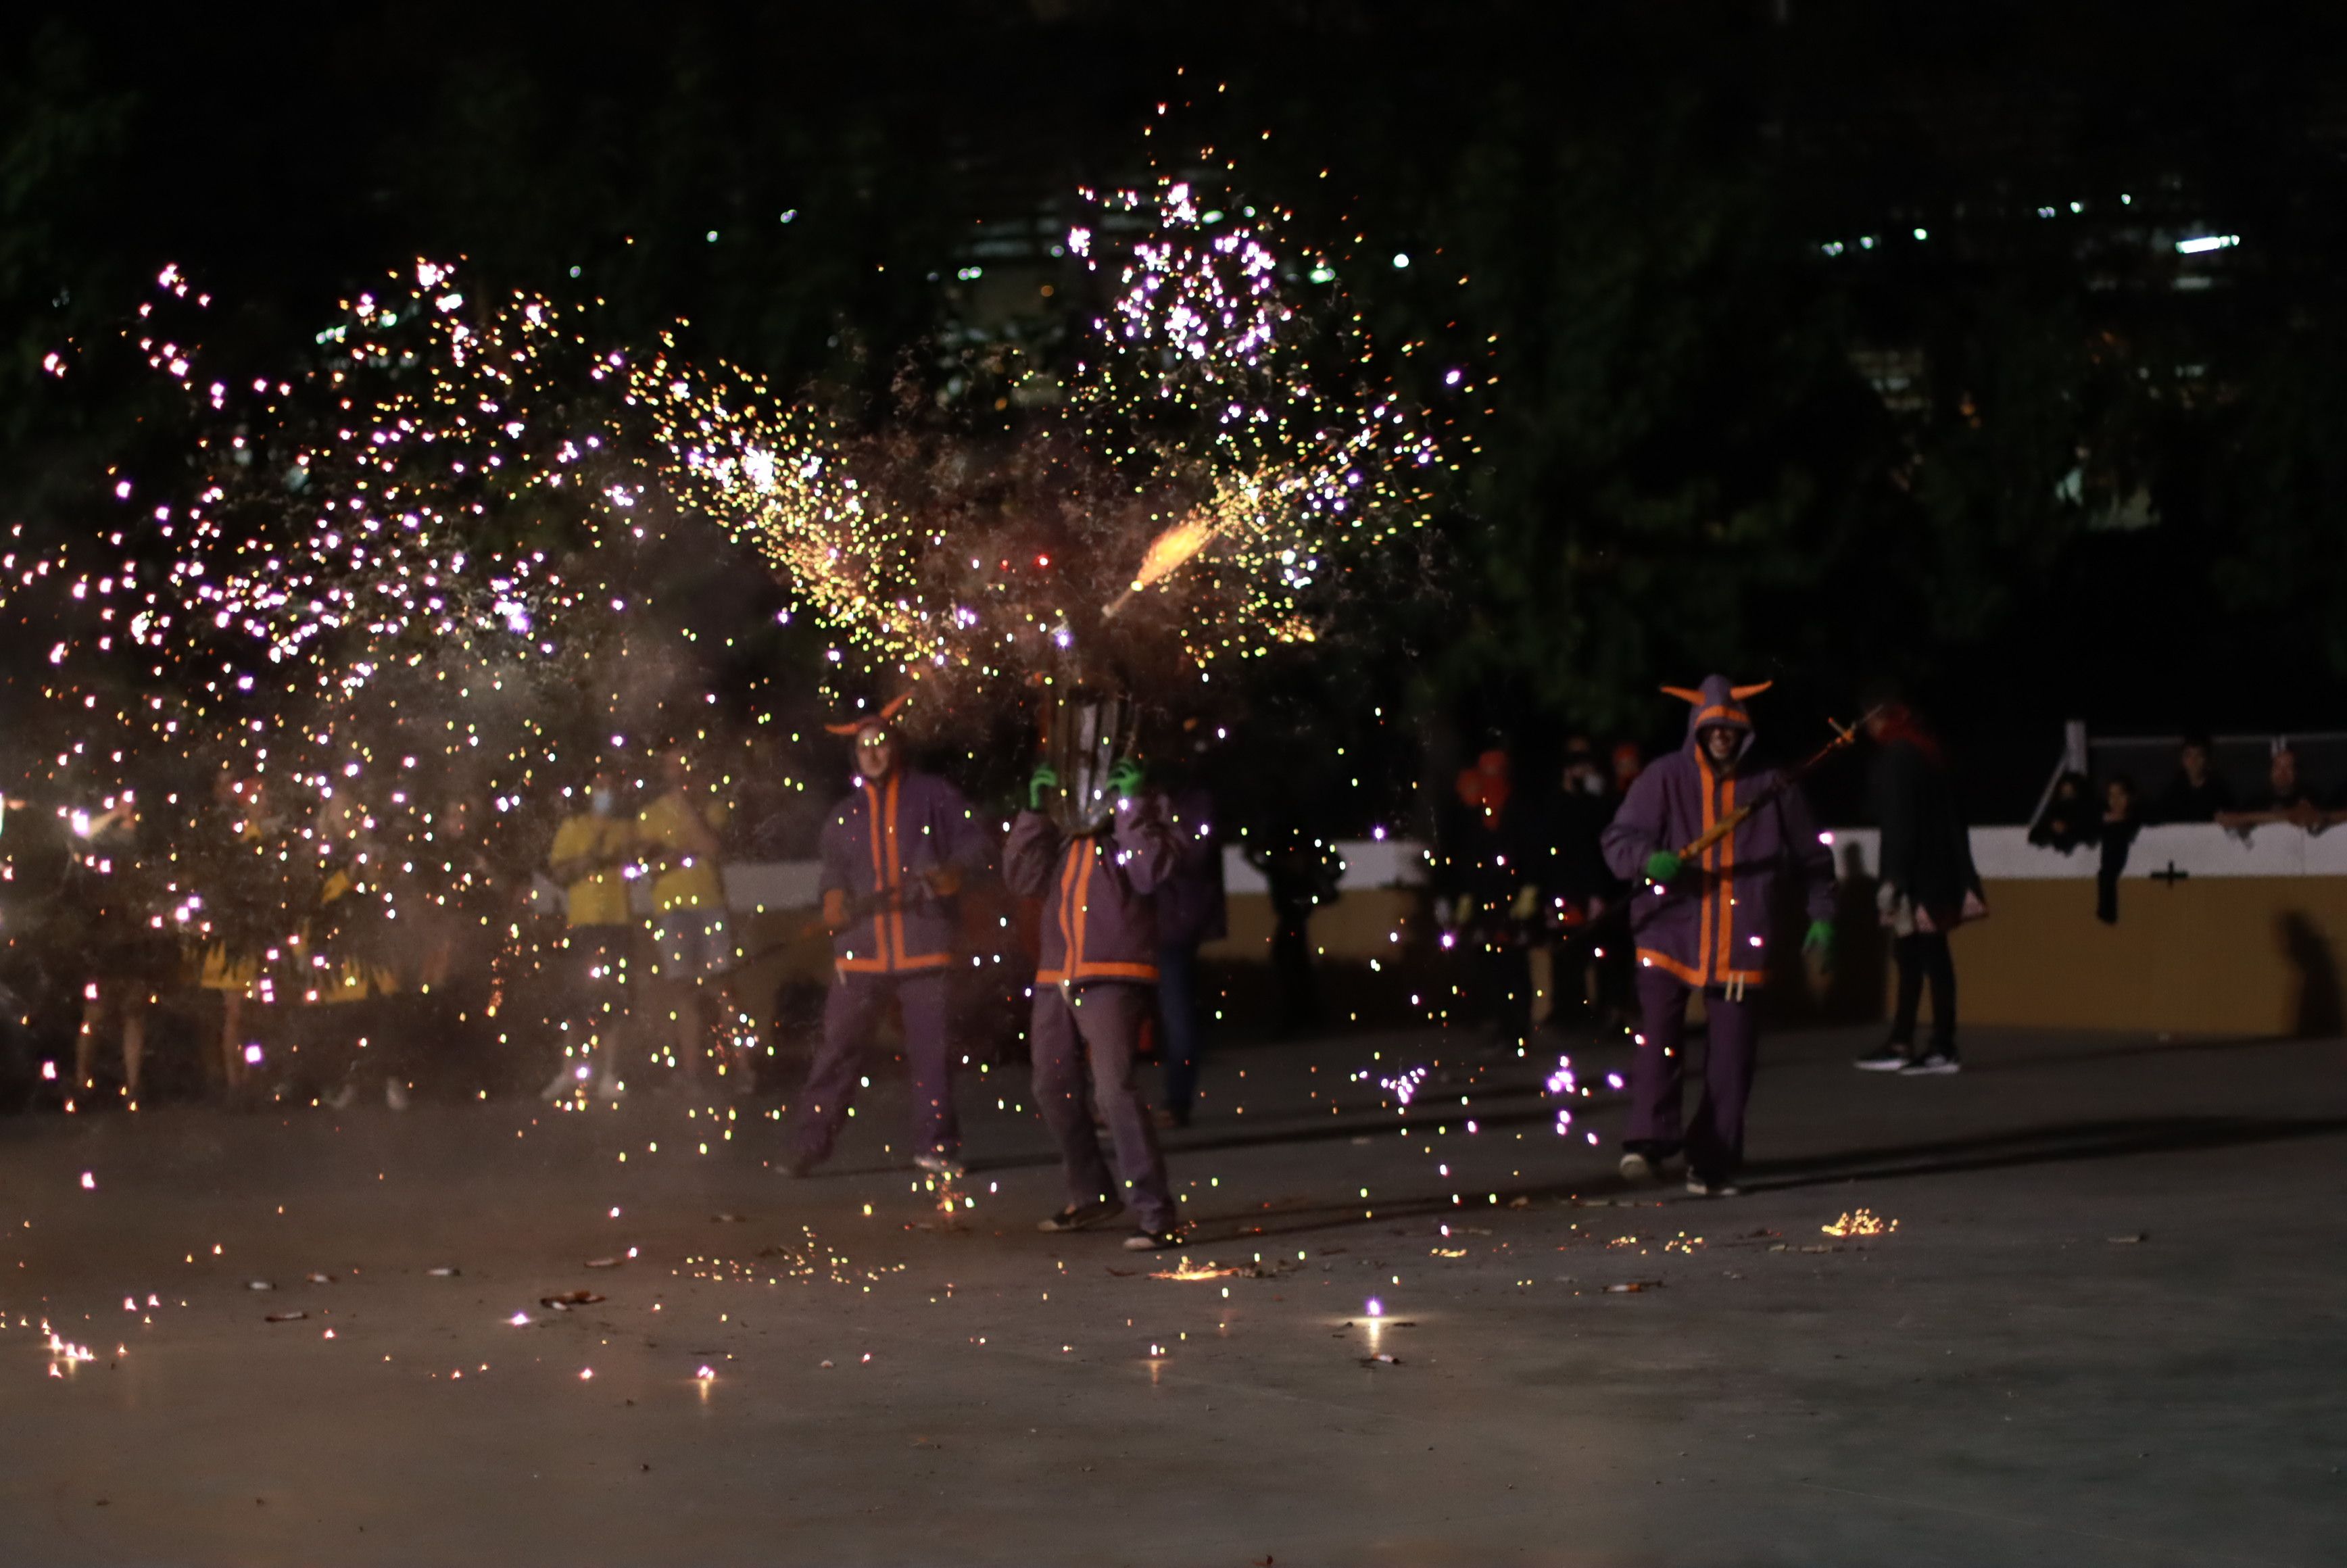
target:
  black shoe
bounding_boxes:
[1854,1042,1912,1072]
[779,1152,822,1178]
[1122,1225,1186,1252]
[1037,1199,1125,1233]
[1900,1050,1961,1077]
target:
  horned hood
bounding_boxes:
[1663,675,1770,761]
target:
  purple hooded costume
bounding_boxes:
[1005,798,1183,1233]
[789,766,991,1169]
[1600,675,1835,990]
[1599,676,1837,1185]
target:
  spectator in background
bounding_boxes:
[2029,771,2100,852]
[1855,694,1985,1077]
[1544,737,1618,1026]
[638,749,750,1089]
[1610,741,1645,798]
[1247,819,1343,1038]
[2152,733,2233,823]
[541,770,637,1103]
[2098,775,2140,925]
[2219,747,2324,833]
[1433,744,1540,1043]
[1151,761,1226,1129]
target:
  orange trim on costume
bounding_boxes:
[1038,960,1159,985]
[836,956,892,975]
[881,775,907,969]
[891,952,952,971]
[1637,948,1704,985]
[863,786,889,968]
[1639,949,1765,989]
[1071,845,1096,973]
[1695,753,1717,986]
[1693,704,1749,730]
[1716,767,1739,987]
[1053,840,1083,978]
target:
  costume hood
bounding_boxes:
[1662,675,1770,762]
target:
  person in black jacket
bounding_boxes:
[1854,698,1985,1076]
[1152,776,1226,1128]
[1432,745,1542,1043]
[2152,735,2234,824]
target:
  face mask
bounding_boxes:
[591,788,614,814]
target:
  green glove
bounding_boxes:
[1107,757,1144,800]
[1026,765,1059,811]
[1803,917,1835,972]
[1643,849,1683,884]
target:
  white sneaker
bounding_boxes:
[913,1151,965,1180]
[322,1083,357,1111]
[1685,1174,1741,1198]
[1618,1152,1655,1184]
[385,1081,410,1112]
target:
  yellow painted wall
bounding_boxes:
[1942,877,2347,1037]
[1199,888,1422,962]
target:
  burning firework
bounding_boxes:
[646,165,1451,718]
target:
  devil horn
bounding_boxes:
[1729,681,1774,701]
[1660,685,1705,704]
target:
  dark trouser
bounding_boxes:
[790,969,957,1164]
[1156,942,1203,1117]
[1031,981,1174,1231]
[1890,931,1957,1054]
[1624,967,1760,1182]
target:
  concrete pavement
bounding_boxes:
[1,1019,2342,1565]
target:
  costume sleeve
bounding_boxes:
[818,806,856,898]
[1600,768,1668,883]
[1002,810,1059,900]
[1774,778,1839,921]
[1109,795,1181,895]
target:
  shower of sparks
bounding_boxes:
[645,165,1453,711]
[7,260,773,1021]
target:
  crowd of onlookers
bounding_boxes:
[2033,733,2347,852]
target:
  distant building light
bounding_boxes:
[2069,201,2084,214]
[1392,253,1410,268]
[1912,227,1928,241]
[2121,193,2133,205]
[2175,234,2240,255]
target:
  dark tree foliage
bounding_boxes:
[10,1,2347,820]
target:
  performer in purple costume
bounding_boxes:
[1600,676,1837,1196]
[1005,755,1186,1251]
[785,696,990,1177]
